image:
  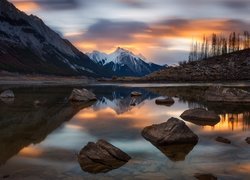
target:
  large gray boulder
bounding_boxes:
[205,86,250,102]
[180,108,220,126]
[142,117,199,145]
[78,139,131,174]
[0,90,14,98]
[69,88,97,102]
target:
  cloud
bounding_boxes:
[10,0,250,65]
[77,18,250,47]
[115,0,147,8]
[70,18,250,64]
[74,19,153,52]
[12,0,81,10]
[83,19,150,41]
[152,18,250,38]
[221,0,250,11]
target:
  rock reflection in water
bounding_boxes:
[0,97,14,104]
[152,143,197,161]
[79,157,128,174]
[185,118,220,126]
[147,86,250,131]
[0,84,249,179]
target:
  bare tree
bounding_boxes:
[186,31,250,62]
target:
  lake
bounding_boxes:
[0,84,249,179]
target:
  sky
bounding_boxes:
[10,0,250,65]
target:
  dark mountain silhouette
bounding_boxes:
[0,0,110,77]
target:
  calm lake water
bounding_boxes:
[0,84,249,180]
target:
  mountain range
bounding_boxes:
[87,47,163,77]
[0,0,163,77]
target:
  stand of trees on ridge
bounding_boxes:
[186,31,250,63]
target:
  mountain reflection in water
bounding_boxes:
[0,85,249,179]
[0,87,95,166]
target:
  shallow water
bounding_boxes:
[0,84,249,180]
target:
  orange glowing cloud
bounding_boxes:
[73,105,250,134]
[12,1,39,12]
[71,18,250,57]
[73,102,171,130]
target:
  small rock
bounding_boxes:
[131,91,142,97]
[155,97,175,106]
[142,117,199,145]
[180,108,220,126]
[34,100,43,107]
[69,88,97,102]
[0,90,14,98]
[246,137,250,144]
[194,173,217,180]
[0,97,14,104]
[78,139,131,174]
[215,136,231,144]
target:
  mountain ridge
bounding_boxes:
[0,0,109,77]
[87,47,163,77]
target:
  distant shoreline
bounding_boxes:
[98,78,250,84]
[0,75,250,87]
[0,74,96,86]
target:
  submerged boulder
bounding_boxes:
[155,97,175,106]
[78,139,131,174]
[69,88,97,102]
[0,90,14,98]
[246,137,250,144]
[180,108,220,126]
[215,136,231,144]
[131,91,142,97]
[142,117,199,145]
[205,86,250,102]
[194,173,217,180]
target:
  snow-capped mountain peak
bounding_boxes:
[88,47,146,65]
[87,47,163,77]
[86,51,108,65]
[114,47,134,54]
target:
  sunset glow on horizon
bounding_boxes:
[10,0,250,64]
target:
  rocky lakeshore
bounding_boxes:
[145,49,250,82]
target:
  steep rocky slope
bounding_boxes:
[145,49,250,81]
[0,0,107,77]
